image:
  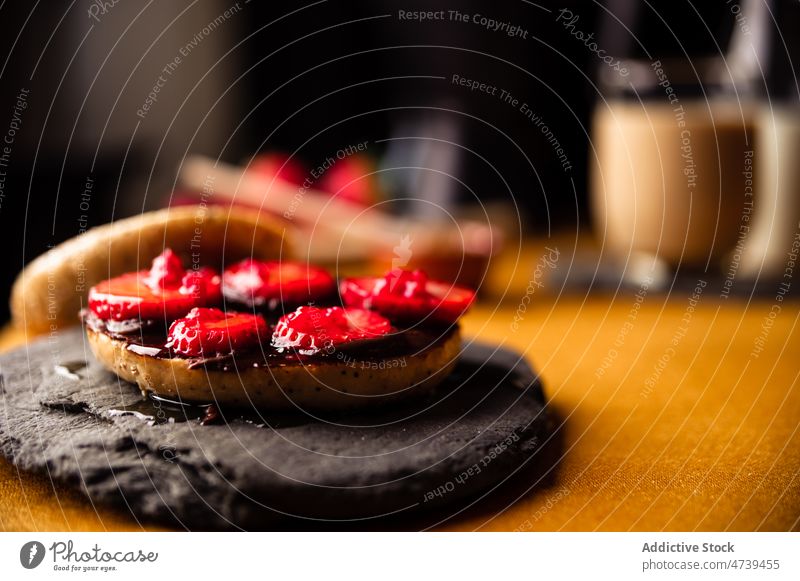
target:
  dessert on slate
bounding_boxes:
[83,250,475,411]
[8,206,475,411]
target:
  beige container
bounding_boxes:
[591,100,755,268]
[740,104,800,277]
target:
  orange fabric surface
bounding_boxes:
[1,268,798,531]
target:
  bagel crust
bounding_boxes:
[11,206,290,335]
[86,326,461,411]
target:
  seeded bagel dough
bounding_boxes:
[86,326,462,411]
[11,206,290,335]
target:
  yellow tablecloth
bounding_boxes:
[1,246,798,531]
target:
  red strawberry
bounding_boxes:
[180,267,222,301]
[271,306,391,356]
[88,250,221,321]
[165,307,268,357]
[340,269,475,324]
[318,154,378,206]
[142,248,183,290]
[248,152,306,186]
[222,259,335,308]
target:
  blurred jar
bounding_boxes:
[738,0,800,278]
[591,58,755,272]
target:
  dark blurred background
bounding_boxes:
[0,1,769,322]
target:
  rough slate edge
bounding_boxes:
[0,328,553,531]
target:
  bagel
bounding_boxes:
[14,205,468,411]
[11,206,290,335]
[86,325,461,410]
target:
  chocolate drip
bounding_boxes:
[83,310,456,371]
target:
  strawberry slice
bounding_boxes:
[180,267,222,302]
[271,306,391,356]
[317,154,379,206]
[340,269,475,324]
[88,249,221,321]
[248,152,306,186]
[222,259,335,308]
[165,307,268,357]
[142,248,184,290]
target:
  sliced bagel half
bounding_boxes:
[86,326,461,411]
[11,206,290,335]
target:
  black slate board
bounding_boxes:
[0,328,549,530]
